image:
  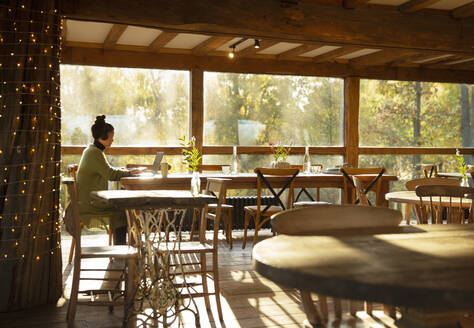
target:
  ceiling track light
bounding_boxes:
[228,38,248,59]
[254,39,260,49]
[228,46,235,59]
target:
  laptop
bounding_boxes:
[151,151,164,174]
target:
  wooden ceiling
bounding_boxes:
[60,0,474,83]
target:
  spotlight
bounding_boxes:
[254,39,260,49]
[228,47,235,59]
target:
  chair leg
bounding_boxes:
[228,212,233,250]
[242,212,251,249]
[125,256,137,328]
[334,298,342,319]
[190,209,198,241]
[349,300,357,317]
[300,290,323,327]
[318,294,328,321]
[252,217,261,247]
[107,229,114,246]
[201,252,211,311]
[68,237,76,264]
[316,188,321,202]
[365,301,373,316]
[66,255,81,325]
[406,204,412,225]
[212,253,223,321]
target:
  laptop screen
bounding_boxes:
[151,152,164,173]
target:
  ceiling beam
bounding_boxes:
[343,0,370,9]
[350,49,419,66]
[398,0,442,13]
[451,1,474,19]
[192,36,234,55]
[103,24,127,49]
[60,0,474,55]
[148,32,178,53]
[237,40,279,57]
[276,43,325,60]
[313,46,364,63]
[61,45,474,84]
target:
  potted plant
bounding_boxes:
[179,136,202,195]
[455,149,469,187]
[270,142,292,169]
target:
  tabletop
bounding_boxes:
[90,190,216,209]
[253,224,474,311]
[386,190,472,207]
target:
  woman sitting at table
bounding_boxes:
[76,115,139,245]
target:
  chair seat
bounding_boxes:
[293,201,330,207]
[244,205,284,216]
[81,246,137,259]
[157,241,213,253]
[208,203,233,209]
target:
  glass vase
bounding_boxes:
[191,171,201,196]
[461,177,469,187]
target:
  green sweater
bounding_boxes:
[76,144,131,229]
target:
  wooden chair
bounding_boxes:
[340,168,385,206]
[405,178,460,224]
[291,164,328,207]
[191,164,234,248]
[271,205,402,324]
[64,176,138,326]
[155,178,228,321]
[353,176,369,206]
[415,185,474,224]
[421,164,438,178]
[242,167,299,248]
[67,164,115,263]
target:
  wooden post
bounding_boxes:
[190,69,204,162]
[344,77,360,168]
[0,1,62,311]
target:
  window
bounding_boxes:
[360,80,474,148]
[60,65,190,146]
[204,72,343,146]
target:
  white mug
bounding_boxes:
[161,162,168,178]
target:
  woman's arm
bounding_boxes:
[94,151,132,181]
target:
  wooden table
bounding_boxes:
[253,225,474,327]
[91,190,216,327]
[386,190,472,208]
[120,173,398,206]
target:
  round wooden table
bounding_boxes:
[386,190,472,208]
[253,225,474,327]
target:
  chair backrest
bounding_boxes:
[254,168,299,216]
[68,164,79,194]
[415,185,474,224]
[272,204,402,235]
[353,176,369,206]
[340,168,385,206]
[126,163,172,171]
[63,178,82,245]
[201,178,230,245]
[421,164,438,178]
[405,177,460,191]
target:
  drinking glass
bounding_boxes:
[311,165,322,174]
[222,165,231,175]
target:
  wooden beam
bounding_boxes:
[103,24,127,49]
[398,0,441,13]
[237,40,279,57]
[343,0,370,9]
[60,0,474,55]
[148,32,178,53]
[350,49,419,66]
[313,46,363,63]
[344,77,359,168]
[61,46,474,84]
[276,44,325,60]
[359,147,474,155]
[192,36,234,55]
[190,69,204,160]
[451,1,474,19]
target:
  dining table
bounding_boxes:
[253,224,474,328]
[120,172,398,206]
[91,189,216,327]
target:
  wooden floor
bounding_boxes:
[1,229,473,328]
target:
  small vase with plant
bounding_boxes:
[179,136,201,195]
[270,142,292,169]
[455,149,469,187]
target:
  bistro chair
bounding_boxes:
[66,164,115,263]
[242,167,299,248]
[405,178,460,224]
[421,164,438,178]
[340,168,385,206]
[415,185,474,224]
[291,164,329,208]
[149,178,228,321]
[64,174,138,326]
[271,205,402,324]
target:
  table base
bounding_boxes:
[396,307,463,328]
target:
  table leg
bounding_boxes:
[380,180,390,207]
[396,307,463,328]
[300,290,324,328]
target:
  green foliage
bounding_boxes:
[270,142,292,161]
[455,150,468,179]
[179,136,201,172]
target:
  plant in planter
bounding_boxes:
[270,142,292,168]
[179,136,201,195]
[455,149,469,187]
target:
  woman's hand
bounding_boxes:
[129,167,145,175]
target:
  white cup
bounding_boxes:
[161,162,168,178]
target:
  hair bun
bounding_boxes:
[95,115,106,124]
